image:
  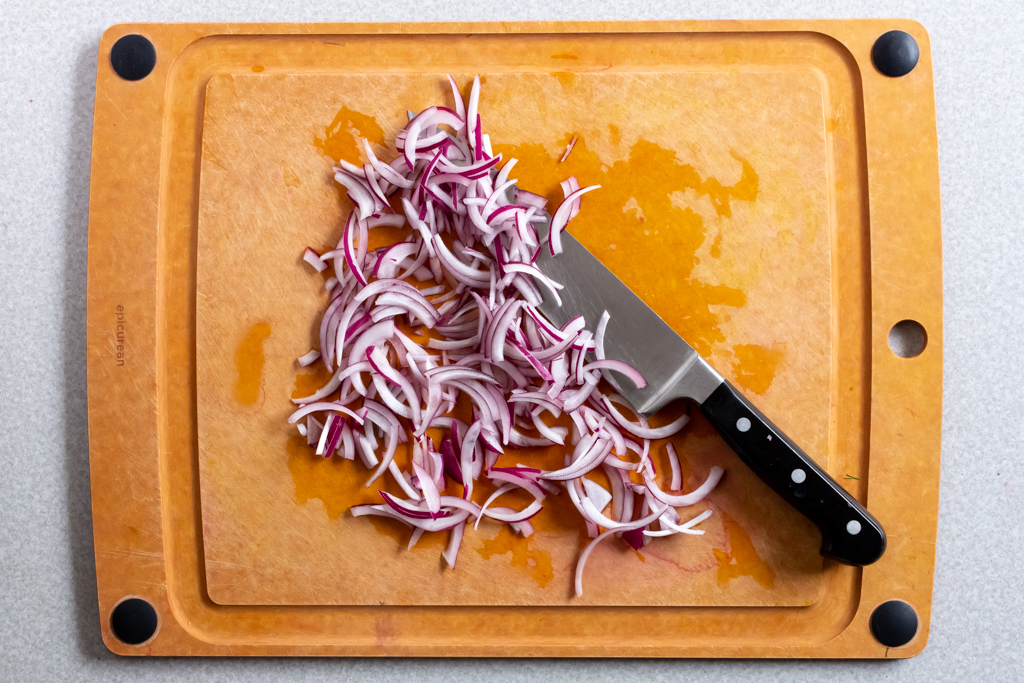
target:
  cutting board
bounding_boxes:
[86,21,942,657]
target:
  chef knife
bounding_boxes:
[534,229,886,566]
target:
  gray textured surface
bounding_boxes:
[1,0,1021,680]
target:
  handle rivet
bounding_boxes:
[736,417,751,432]
[790,468,806,484]
[847,520,862,535]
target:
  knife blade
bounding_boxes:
[535,229,886,567]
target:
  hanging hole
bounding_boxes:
[888,320,927,358]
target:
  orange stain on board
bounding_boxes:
[314,107,387,164]
[234,322,271,405]
[712,512,776,589]
[291,363,334,400]
[477,525,554,588]
[551,53,579,60]
[282,162,301,188]
[287,434,358,520]
[709,225,725,259]
[251,65,265,73]
[286,432,446,549]
[492,135,756,356]
[730,344,785,395]
[608,123,621,147]
[374,614,397,645]
[701,151,759,219]
[551,72,577,90]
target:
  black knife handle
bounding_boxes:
[701,381,886,566]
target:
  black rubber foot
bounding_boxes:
[110,34,156,81]
[870,600,918,648]
[110,598,158,645]
[872,30,919,78]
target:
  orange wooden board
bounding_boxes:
[87,21,942,657]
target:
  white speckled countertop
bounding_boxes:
[1,0,1021,680]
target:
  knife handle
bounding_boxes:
[701,381,886,566]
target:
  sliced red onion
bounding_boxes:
[582,478,612,511]
[288,401,366,425]
[315,413,335,456]
[508,427,554,448]
[548,185,600,256]
[479,428,504,455]
[443,522,466,569]
[297,349,321,367]
[401,108,430,169]
[532,413,567,445]
[643,509,714,538]
[446,75,466,121]
[560,175,582,221]
[559,134,578,163]
[306,416,323,447]
[389,460,422,501]
[340,423,355,460]
[584,359,646,389]
[291,74,724,592]
[439,433,463,483]
[566,477,626,530]
[459,421,483,498]
[373,243,418,278]
[574,502,670,597]
[644,466,724,508]
[342,213,368,287]
[355,435,378,468]
[433,235,490,286]
[363,163,390,206]
[473,484,544,530]
[357,504,475,532]
[509,520,535,537]
[667,442,683,491]
[413,461,442,515]
[334,170,378,218]
[600,395,691,439]
[322,415,345,457]
[508,390,563,415]
[318,294,347,371]
[466,77,481,157]
[622,528,644,551]
[488,468,548,501]
[303,247,328,272]
[424,366,500,385]
[474,483,514,530]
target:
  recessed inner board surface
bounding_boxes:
[195,70,832,607]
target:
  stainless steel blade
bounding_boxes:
[534,230,723,416]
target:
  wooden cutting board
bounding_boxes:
[86,20,942,657]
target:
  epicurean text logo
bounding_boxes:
[116,305,126,367]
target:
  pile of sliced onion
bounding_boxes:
[291,75,723,596]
